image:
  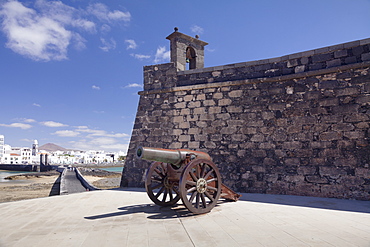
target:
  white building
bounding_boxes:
[1,146,33,164]
[0,135,122,165]
[0,135,4,163]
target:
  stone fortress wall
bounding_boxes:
[121,30,370,200]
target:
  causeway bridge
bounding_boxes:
[59,167,99,195]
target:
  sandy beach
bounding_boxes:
[0,169,122,203]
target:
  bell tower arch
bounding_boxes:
[166,28,208,71]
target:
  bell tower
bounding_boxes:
[166,27,208,71]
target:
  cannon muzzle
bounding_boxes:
[136,146,211,167]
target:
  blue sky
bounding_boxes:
[0,0,369,154]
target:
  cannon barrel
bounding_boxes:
[136,146,211,167]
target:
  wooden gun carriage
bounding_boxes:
[137,146,241,214]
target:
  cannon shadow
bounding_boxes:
[84,203,200,220]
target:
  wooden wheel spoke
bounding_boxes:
[204,170,213,180]
[154,168,165,178]
[186,181,197,186]
[155,186,165,198]
[151,177,163,183]
[187,186,196,193]
[162,188,168,202]
[200,163,207,177]
[173,186,180,195]
[207,186,217,191]
[200,193,207,208]
[169,188,174,201]
[195,193,200,208]
[196,165,201,178]
[160,162,167,173]
[189,191,197,203]
[207,177,218,183]
[190,171,198,182]
[151,183,163,190]
[204,191,215,202]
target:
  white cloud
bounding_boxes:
[92,85,100,90]
[100,37,116,52]
[190,25,204,35]
[0,122,32,129]
[125,39,137,49]
[53,130,80,137]
[41,121,67,127]
[22,118,36,123]
[154,46,170,63]
[87,3,131,23]
[0,1,72,61]
[33,103,41,107]
[123,83,142,88]
[0,1,131,61]
[130,53,150,60]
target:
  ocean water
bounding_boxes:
[0,170,33,184]
[100,167,124,173]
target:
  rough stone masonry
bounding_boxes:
[121,30,370,200]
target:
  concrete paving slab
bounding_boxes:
[0,188,369,247]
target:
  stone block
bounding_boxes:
[344,113,369,122]
[216,113,231,120]
[228,90,243,97]
[356,95,370,104]
[203,99,216,106]
[306,175,329,184]
[204,141,216,148]
[300,57,309,64]
[284,158,299,166]
[187,101,201,108]
[193,107,206,114]
[319,132,341,141]
[312,53,333,63]
[227,106,243,113]
[319,80,339,89]
[343,131,365,139]
[282,141,302,150]
[231,134,246,142]
[335,87,359,96]
[326,59,342,68]
[188,142,200,149]
[252,149,267,157]
[334,49,348,58]
[259,142,276,149]
[332,104,359,114]
[220,126,237,134]
[361,52,370,61]
[352,46,364,56]
[345,56,357,64]
[295,65,305,73]
[268,103,286,111]
[199,114,215,121]
[287,59,299,68]
[218,98,232,106]
[213,92,223,99]
[250,134,264,142]
[196,94,206,101]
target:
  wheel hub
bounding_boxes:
[196,178,207,193]
[163,176,172,189]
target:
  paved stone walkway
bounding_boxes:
[63,169,87,194]
[0,188,369,247]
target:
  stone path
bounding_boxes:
[0,188,369,247]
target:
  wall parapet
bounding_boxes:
[175,38,370,87]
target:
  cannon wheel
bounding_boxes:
[179,159,222,214]
[145,161,181,207]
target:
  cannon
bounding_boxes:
[137,146,241,214]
